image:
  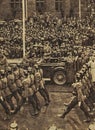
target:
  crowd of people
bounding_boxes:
[0,13,95,59]
[0,8,95,124]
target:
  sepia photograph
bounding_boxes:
[0,0,95,130]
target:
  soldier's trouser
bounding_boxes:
[18,87,23,96]
[28,95,37,112]
[0,99,10,114]
[62,97,90,118]
[80,101,90,118]
[62,97,78,117]
[86,96,94,110]
[90,88,95,102]
[39,88,49,103]
[33,94,41,110]
[13,91,20,105]
[6,95,14,110]
[14,97,26,114]
[44,87,50,102]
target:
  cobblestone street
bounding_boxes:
[0,84,90,130]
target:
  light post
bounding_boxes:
[26,0,28,20]
[22,0,26,57]
[79,0,81,19]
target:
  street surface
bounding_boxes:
[0,83,91,130]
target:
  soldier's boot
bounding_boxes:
[39,89,49,106]
[80,102,91,123]
[6,97,15,112]
[29,96,39,116]
[0,100,10,115]
[60,97,78,119]
[60,108,71,119]
[89,88,95,102]
[89,99,94,112]
[14,98,26,114]
[85,98,93,112]
[0,99,11,120]
[3,112,11,121]
[33,94,41,111]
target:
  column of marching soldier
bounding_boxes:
[0,63,50,120]
[60,62,95,122]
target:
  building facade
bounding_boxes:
[0,0,93,20]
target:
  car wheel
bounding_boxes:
[52,70,66,85]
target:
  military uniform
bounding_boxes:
[66,57,75,84]
[7,70,20,106]
[13,67,23,96]
[22,71,39,115]
[86,70,95,103]
[89,58,95,83]
[1,74,15,112]
[34,64,50,106]
[28,67,41,111]
[82,75,94,111]
[60,76,91,122]
[0,79,10,115]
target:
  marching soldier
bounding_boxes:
[22,70,39,116]
[82,72,94,112]
[66,56,75,84]
[28,67,41,112]
[0,69,15,113]
[85,67,95,103]
[0,70,12,119]
[12,65,23,96]
[34,64,50,106]
[7,67,20,108]
[60,73,91,122]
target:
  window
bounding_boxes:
[55,0,63,12]
[10,0,22,11]
[36,0,45,13]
